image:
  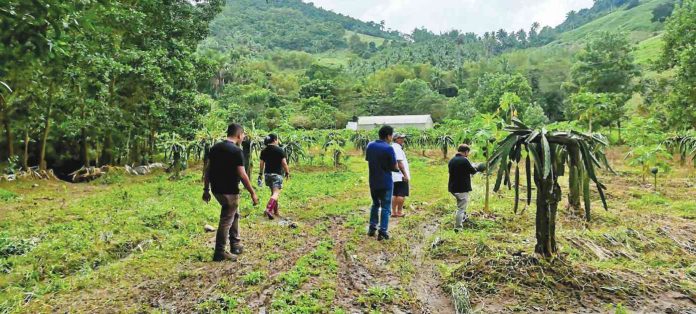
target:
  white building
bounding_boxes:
[353,115,433,130]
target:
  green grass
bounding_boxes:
[314,50,355,68]
[555,0,669,44]
[633,33,664,65]
[344,30,386,47]
[0,147,694,312]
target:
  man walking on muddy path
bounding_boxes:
[365,125,398,241]
[448,144,481,232]
[203,123,259,262]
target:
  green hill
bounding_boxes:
[203,0,398,53]
[555,0,669,44]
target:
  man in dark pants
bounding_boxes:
[448,144,480,231]
[365,125,398,241]
[203,124,259,262]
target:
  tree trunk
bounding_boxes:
[39,103,52,171]
[79,97,88,167]
[1,113,13,158]
[617,120,622,144]
[588,116,593,133]
[567,145,582,217]
[80,127,88,167]
[101,132,114,165]
[484,145,491,212]
[23,129,29,170]
[0,98,14,158]
[533,150,560,257]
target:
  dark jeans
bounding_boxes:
[213,194,241,253]
[369,187,392,233]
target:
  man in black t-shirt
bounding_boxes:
[203,124,259,262]
[448,144,480,231]
[258,134,290,219]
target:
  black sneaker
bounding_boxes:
[367,228,377,237]
[377,231,390,241]
[213,251,237,262]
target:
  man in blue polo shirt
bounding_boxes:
[365,125,398,241]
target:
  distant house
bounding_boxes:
[353,115,433,130]
[345,121,358,131]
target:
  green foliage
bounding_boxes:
[358,286,397,307]
[242,271,266,286]
[659,0,696,129]
[0,188,18,202]
[570,31,638,94]
[0,234,38,258]
[521,103,549,128]
[472,73,532,114]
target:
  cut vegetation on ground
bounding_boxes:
[1,147,694,313]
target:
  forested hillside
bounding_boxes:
[1,0,696,313]
[202,0,402,53]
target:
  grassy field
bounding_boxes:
[343,31,387,47]
[0,147,695,313]
[634,33,664,66]
[555,0,668,44]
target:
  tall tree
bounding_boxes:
[660,0,696,129]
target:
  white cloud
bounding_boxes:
[305,0,594,35]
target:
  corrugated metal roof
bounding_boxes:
[357,115,432,125]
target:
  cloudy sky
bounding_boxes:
[305,0,594,35]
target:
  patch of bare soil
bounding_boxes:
[409,221,456,314]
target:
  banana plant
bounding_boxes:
[489,118,610,257]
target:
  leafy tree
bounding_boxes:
[660,0,696,130]
[569,32,637,134]
[472,73,532,114]
[387,78,447,120]
[299,79,338,105]
[568,92,615,133]
[521,103,549,129]
[652,1,676,22]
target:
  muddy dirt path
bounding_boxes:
[409,220,456,314]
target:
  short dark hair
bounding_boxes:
[378,125,394,140]
[226,123,243,137]
[457,144,471,153]
[264,133,278,145]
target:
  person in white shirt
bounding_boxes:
[391,133,410,218]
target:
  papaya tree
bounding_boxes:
[489,118,610,257]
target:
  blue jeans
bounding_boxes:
[369,187,392,233]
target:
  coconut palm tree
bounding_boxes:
[489,118,610,257]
